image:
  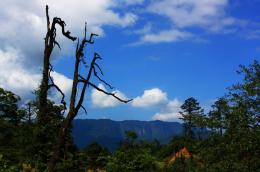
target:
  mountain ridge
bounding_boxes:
[72,119,183,151]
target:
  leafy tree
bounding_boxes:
[106,148,156,172]
[106,131,158,172]
[200,60,260,171]
[223,60,260,171]
[125,130,138,140]
[226,60,259,131]
[179,97,204,138]
[80,142,110,171]
[0,88,25,125]
[0,88,30,166]
[208,97,230,135]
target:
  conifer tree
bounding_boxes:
[208,97,230,135]
[179,97,204,138]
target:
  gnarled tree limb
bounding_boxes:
[88,82,132,103]
[47,15,131,171]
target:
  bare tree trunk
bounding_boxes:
[36,5,76,170]
[38,41,51,122]
[47,114,73,171]
[38,6,51,123]
[39,6,131,172]
[47,25,131,171]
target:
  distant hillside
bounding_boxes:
[72,119,183,151]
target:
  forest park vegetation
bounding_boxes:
[0,60,259,171]
[0,5,259,172]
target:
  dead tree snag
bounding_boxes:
[38,5,76,124]
[39,7,132,171]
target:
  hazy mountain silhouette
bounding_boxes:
[72,119,183,151]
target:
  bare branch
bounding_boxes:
[46,5,50,31]
[74,53,102,113]
[94,63,104,76]
[48,84,67,113]
[84,22,87,40]
[54,40,61,50]
[88,82,132,103]
[78,75,85,80]
[76,38,79,54]
[52,17,77,41]
[93,67,114,89]
[47,64,66,113]
[48,64,54,83]
[86,33,98,44]
[80,105,87,114]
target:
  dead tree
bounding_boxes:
[39,6,132,171]
[38,5,76,124]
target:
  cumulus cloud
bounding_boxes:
[0,0,138,65]
[0,0,138,100]
[49,71,73,102]
[0,47,41,99]
[132,88,167,107]
[152,99,182,121]
[152,111,181,121]
[91,87,168,108]
[0,47,72,102]
[91,84,128,108]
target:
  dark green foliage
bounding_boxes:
[198,60,260,172]
[208,97,230,135]
[106,149,156,172]
[166,157,201,172]
[125,130,138,140]
[106,132,157,172]
[179,97,205,138]
[80,142,110,170]
[0,88,78,171]
[0,88,25,125]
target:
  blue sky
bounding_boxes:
[0,0,259,121]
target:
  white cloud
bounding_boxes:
[129,0,241,44]
[147,0,233,30]
[50,72,73,96]
[91,84,128,108]
[41,0,137,35]
[0,47,41,99]
[152,98,182,121]
[138,29,192,44]
[0,47,72,103]
[49,71,73,102]
[133,23,153,35]
[167,99,182,110]
[152,111,181,121]
[0,0,138,65]
[0,0,138,100]
[132,88,167,107]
